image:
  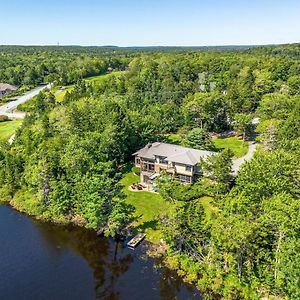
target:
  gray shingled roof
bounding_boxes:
[0,83,17,92]
[133,142,215,165]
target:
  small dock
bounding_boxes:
[127,233,146,249]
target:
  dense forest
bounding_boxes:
[0,44,299,299]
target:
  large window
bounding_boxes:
[178,174,192,183]
[142,162,155,172]
[159,157,168,164]
[185,165,192,172]
[148,164,155,171]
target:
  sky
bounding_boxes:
[1,0,300,46]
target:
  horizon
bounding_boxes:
[0,43,292,48]
[1,0,300,46]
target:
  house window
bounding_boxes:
[185,165,192,172]
[149,164,155,171]
[178,174,191,183]
[142,162,155,172]
[136,158,141,165]
[159,157,168,164]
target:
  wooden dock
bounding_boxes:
[127,233,146,249]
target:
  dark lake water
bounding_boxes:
[0,205,201,300]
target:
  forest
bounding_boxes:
[0,44,299,299]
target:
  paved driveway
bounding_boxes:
[232,119,260,176]
[232,141,257,176]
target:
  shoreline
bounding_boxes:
[0,196,203,294]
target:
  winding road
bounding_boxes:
[0,84,51,119]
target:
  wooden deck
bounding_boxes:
[127,233,146,249]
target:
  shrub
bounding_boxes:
[0,115,9,122]
[132,166,140,176]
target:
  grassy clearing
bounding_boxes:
[160,133,248,158]
[0,120,22,142]
[120,171,172,243]
[54,72,123,102]
[162,133,182,144]
[55,85,74,102]
[213,136,248,158]
[85,71,123,83]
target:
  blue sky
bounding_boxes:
[1,0,299,46]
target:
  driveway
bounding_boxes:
[0,84,51,119]
[232,141,257,176]
[232,118,260,176]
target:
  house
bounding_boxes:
[0,83,17,99]
[133,142,215,184]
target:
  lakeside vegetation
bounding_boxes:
[0,44,299,299]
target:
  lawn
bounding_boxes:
[55,85,74,102]
[54,71,123,102]
[161,133,182,144]
[213,136,249,158]
[85,71,123,83]
[0,120,22,142]
[120,171,172,243]
[161,133,248,158]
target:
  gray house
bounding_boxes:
[133,142,215,184]
[0,83,17,99]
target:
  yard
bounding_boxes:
[120,169,218,244]
[55,86,74,102]
[0,120,22,142]
[120,171,172,243]
[161,133,249,158]
[213,136,249,158]
[55,71,123,102]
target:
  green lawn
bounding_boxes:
[55,85,75,102]
[213,136,249,158]
[85,71,123,83]
[55,71,123,102]
[161,133,182,144]
[0,120,22,142]
[120,171,172,243]
[120,171,218,243]
[159,133,248,158]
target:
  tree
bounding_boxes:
[233,113,252,145]
[183,128,213,150]
[287,75,300,95]
[201,148,234,194]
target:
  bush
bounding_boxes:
[0,115,9,122]
[132,166,140,176]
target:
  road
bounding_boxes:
[0,84,51,119]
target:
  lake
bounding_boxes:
[0,205,201,300]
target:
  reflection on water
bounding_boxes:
[0,205,201,300]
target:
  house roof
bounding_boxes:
[133,142,215,166]
[0,83,17,92]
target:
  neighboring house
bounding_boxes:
[198,73,216,92]
[0,83,17,99]
[133,142,215,184]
